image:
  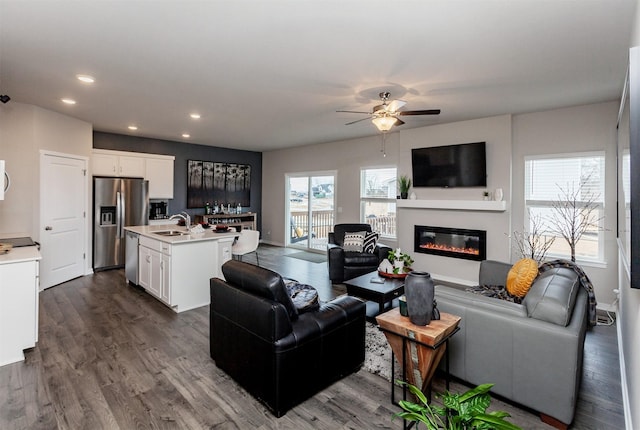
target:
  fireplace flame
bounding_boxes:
[419,243,480,255]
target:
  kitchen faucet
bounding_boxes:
[169,211,191,232]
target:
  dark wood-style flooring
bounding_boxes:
[0,244,625,429]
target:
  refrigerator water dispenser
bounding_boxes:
[100,206,116,226]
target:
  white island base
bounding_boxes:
[126,225,236,313]
[0,246,41,366]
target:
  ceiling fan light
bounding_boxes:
[76,74,95,83]
[372,116,396,132]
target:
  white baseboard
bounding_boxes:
[596,302,618,313]
[616,318,633,430]
[260,239,285,247]
[431,273,475,287]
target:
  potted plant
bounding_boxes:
[387,248,414,274]
[399,175,412,199]
[394,381,522,430]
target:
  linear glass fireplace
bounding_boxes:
[414,225,486,261]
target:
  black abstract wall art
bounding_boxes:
[187,160,251,209]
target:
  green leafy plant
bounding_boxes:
[387,248,414,274]
[394,381,521,430]
[398,175,412,195]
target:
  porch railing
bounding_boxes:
[290,210,334,241]
[366,215,396,237]
[290,210,396,245]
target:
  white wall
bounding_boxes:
[264,107,617,299]
[396,115,513,283]
[0,103,38,235]
[619,2,640,427]
[262,132,401,248]
[512,101,619,306]
[0,102,92,239]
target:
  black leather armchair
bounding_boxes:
[210,260,366,417]
[327,223,392,283]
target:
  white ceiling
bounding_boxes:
[0,1,636,152]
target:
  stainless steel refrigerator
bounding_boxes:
[93,177,149,270]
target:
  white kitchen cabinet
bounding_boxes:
[161,252,171,304]
[92,152,119,176]
[0,247,41,367]
[138,243,154,293]
[118,155,146,177]
[92,150,144,177]
[140,246,162,298]
[139,236,168,302]
[132,229,223,312]
[92,150,174,198]
[145,157,174,199]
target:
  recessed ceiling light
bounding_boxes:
[128,125,138,131]
[190,113,201,119]
[61,98,76,105]
[76,74,95,84]
[182,133,190,138]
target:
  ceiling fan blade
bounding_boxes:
[398,109,441,116]
[345,117,371,125]
[387,99,407,112]
[337,110,371,114]
[394,118,405,126]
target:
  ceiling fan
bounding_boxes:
[337,91,440,132]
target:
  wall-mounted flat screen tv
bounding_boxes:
[412,142,487,187]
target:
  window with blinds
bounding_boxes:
[360,167,397,238]
[524,152,605,262]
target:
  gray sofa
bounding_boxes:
[434,260,589,429]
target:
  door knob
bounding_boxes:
[45,226,53,231]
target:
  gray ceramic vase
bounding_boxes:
[404,271,435,326]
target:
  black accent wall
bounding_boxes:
[93,132,262,228]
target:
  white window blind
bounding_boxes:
[524,152,605,262]
[525,155,604,203]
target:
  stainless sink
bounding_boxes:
[153,230,188,237]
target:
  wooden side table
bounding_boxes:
[376,308,461,401]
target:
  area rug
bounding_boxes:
[364,322,435,386]
[364,321,396,382]
[285,251,327,263]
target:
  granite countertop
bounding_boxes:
[125,224,238,244]
[0,245,42,265]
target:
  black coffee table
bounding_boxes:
[344,271,405,320]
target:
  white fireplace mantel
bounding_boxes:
[396,199,507,212]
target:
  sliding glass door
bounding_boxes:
[287,172,335,251]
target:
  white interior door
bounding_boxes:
[40,153,87,289]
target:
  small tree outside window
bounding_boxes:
[524,153,605,263]
[512,209,556,263]
[548,175,604,262]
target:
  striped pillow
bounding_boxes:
[363,232,379,253]
[343,231,366,252]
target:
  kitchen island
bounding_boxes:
[125,225,237,313]
[0,245,41,366]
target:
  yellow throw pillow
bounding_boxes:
[506,258,539,298]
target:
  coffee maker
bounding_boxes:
[149,201,168,220]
